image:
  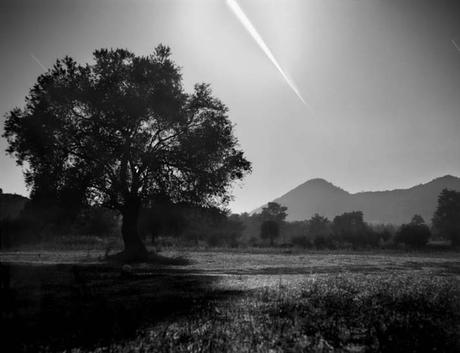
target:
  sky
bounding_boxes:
[0,0,459,214]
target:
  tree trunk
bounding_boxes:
[120,196,148,262]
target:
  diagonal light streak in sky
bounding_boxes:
[452,39,460,52]
[30,53,47,71]
[226,0,308,107]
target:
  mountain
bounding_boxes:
[0,193,29,220]
[252,175,460,224]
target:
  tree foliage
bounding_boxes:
[308,213,331,238]
[260,220,279,246]
[259,202,287,223]
[332,211,369,245]
[3,45,251,259]
[395,215,431,248]
[258,202,287,246]
[432,189,460,247]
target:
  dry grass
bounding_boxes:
[83,273,460,353]
[1,249,459,352]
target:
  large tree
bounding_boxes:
[3,45,251,260]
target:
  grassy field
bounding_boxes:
[1,249,459,352]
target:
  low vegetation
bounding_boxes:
[71,273,459,353]
[1,251,459,352]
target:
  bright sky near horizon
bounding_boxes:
[0,0,459,214]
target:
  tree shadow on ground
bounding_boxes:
[1,261,240,352]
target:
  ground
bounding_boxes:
[1,249,459,352]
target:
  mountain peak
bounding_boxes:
[410,175,460,190]
[300,178,343,190]
[304,178,330,185]
[281,178,348,198]
[431,175,458,183]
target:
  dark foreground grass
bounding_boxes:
[0,263,240,353]
[2,255,459,353]
[83,274,459,353]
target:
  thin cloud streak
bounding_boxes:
[226,0,309,108]
[30,53,47,71]
[452,39,460,52]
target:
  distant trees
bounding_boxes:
[138,201,188,243]
[235,190,460,249]
[181,207,244,247]
[332,211,366,237]
[259,202,287,245]
[137,204,244,248]
[260,220,279,246]
[395,215,431,248]
[260,202,288,223]
[218,214,245,247]
[3,45,251,260]
[291,233,311,248]
[288,221,310,248]
[234,207,438,249]
[411,214,425,226]
[432,189,460,247]
[309,213,331,236]
[262,210,392,249]
[331,211,379,247]
[305,214,331,248]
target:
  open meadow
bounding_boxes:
[1,249,459,352]
[2,1,460,352]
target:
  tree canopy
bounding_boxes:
[3,45,251,260]
[260,220,279,246]
[432,189,460,247]
[332,211,366,236]
[259,202,288,223]
[395,214,431,248]
[258,202,287,246]
[307,213,331,238]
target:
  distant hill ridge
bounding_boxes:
[253,175,460,224]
